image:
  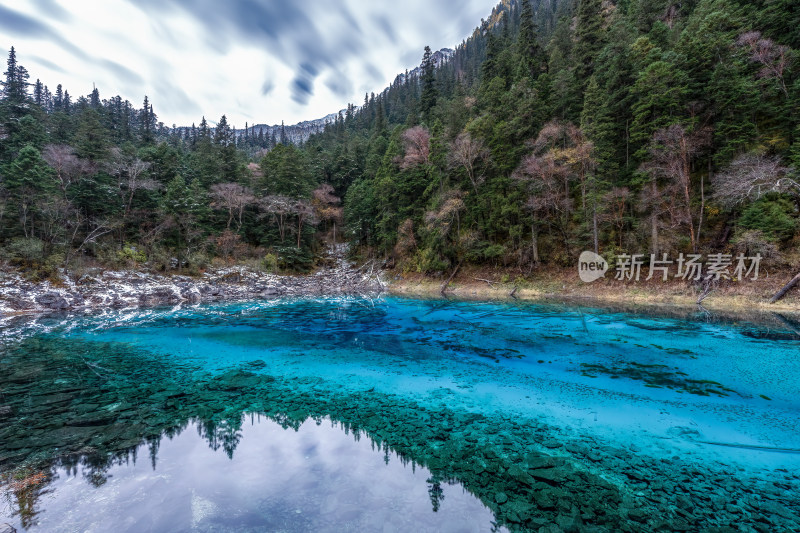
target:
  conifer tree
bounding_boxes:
[33,79,43,106]
[90,86,100,108]
[198,116,209,139]
[573,0,605,85]
[517,0,546,78]
[141,96,153,144]
[420,46,438,123]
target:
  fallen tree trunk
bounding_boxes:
[440,260,462,295]
[770,271,800,303]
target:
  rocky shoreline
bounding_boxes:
[0,246,385,314]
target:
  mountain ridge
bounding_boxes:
[186,47,457,145]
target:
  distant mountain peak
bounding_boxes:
[195,47,455,146]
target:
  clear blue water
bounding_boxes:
[1,296,799,531]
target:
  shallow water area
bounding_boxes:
[1,296,799,531]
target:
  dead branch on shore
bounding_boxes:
[440,260,462,295]
[770,271,800,303]
[696,276,716,304]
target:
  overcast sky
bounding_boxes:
[1,0,498,127]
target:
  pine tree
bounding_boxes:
[2,46,18,97]
[90,86,100,108]
[62,90,72,113]
[517,0,546,78]
[74,109,109,161]
[214,114,232,146]
[33,79,43,106]
[2,47,30,118]
[1,47,27,102]
[141,96,153,144]
[54,84,63,111]
[573,0,605,85]
[2,144,55,238]
[42,85,52,112]
[420,46,439,123]
[199,116,209,139]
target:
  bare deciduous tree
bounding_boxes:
[258,195,294,243]
[424,189,466,237]
[42,144,93,197]
[513,121,597,262]
[293,199,318,247]
[712,152,794,206]
[215,229,242,260]
[398,126,431,169]
[448,132,489,193]
[210,183,255,231]
[421,189,467,266]
[107,148,157,219]
[738,31,792,97]
[312,184,343,242]
[513,150,573,263]
[641,124,710,252]
[394,218,417,258]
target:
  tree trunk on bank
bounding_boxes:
[770,271,800,303]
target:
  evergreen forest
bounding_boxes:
[1,0,798,279]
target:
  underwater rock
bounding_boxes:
[2,314,799,533]
[542,439,564,449]
[526,455,556,470]
[537,524,565,533]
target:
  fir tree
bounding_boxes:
[517,0,546,78]
[90,86,100,108]
[33,79,43,106]
[141,96,153,144]
[420,46,439,123]
[574,0,605,85]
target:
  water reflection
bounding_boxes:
[2,297,800,531]
[3,416,499,533]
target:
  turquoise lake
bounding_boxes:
[1,296,799,531]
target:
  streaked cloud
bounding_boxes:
[2,0,498,125]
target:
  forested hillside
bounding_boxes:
[1,0,798,280]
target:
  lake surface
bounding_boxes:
[1,296,799,531]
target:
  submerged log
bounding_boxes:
[770,271,800,303]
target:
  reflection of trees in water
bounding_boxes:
[1,469,51,529]
[0,332,626,532]
[1,406,463,530]
[426,473,445,512]
[197,417,244,459]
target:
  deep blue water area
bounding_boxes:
[1,297,799,531]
